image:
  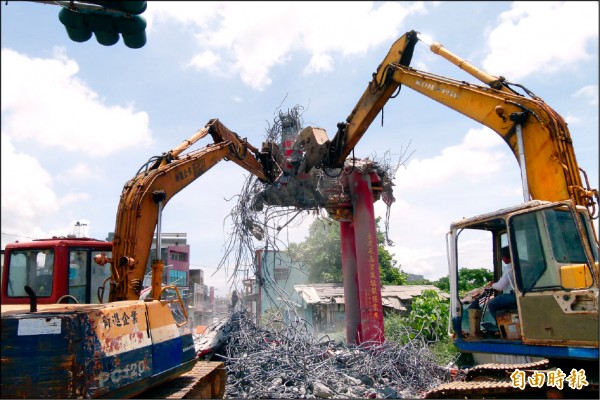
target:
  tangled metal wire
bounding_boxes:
[216,105,412,291]
[205,106,447,399]
[211,310,452,399]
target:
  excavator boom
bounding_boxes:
[295,29,598,398]
[387,66,593,208]
[1,118,281,398]
[298,30,598,217]
[109,118,277,302]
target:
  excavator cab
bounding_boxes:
[2,238,113,306]
[447,200,598,364]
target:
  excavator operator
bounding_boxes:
[485,246,516,321]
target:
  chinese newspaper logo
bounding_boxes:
[510,368,588,390]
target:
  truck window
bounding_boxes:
[7,250,54,297]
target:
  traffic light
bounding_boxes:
[58,1,147,49]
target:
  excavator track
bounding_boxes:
[426,359,599,399]
[425,360,556,399]
[464,359,550,380]
[426,379,599,399]
[134,361,226,399]
[425,380,539,399]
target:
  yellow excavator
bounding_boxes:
[2,28,598,399]
[296,30,598,398]
[0,119,282,398]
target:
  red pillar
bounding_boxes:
[340,221,360,345]
[349,171,384,343]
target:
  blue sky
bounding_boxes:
[1,1,598,292]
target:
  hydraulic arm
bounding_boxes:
[292,30,599,349]
[297,30,598,216]
[101,118,279,302]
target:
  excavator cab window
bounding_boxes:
[67,248,111,303]
[6,249,54,298]
[90,250,112,303]
[454,227,499,334]
[509,206,595,292]
[68,250,88,303]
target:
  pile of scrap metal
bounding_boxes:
[194,309,453,399]
[195,311,245,360]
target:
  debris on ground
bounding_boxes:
[198,106,434,398]
[195,310,453,399]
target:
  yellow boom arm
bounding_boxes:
[107,119,278,301]
[298,30,598,215]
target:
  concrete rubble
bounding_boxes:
[194,310,453,399]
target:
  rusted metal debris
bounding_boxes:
[195,310,453,399]
[206,107,430,398]
[217,106,411,287]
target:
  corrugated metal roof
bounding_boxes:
[382,296,405,311]
[294,283,446,311]
[295,284,344,304]
[381,285,449,300]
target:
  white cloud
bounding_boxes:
[60,162,95,181]
[1,134,59,239]
[0,136,94,246]
[58,192,90,207]
[186,50,221,72]
[1,48,153,155]
[395,127,509,191]
[143,1,224,32]
[573,85,599,107]
[483,2,599,80]
[304,53,334,75]
[146,1,427,90]
[391,244,447,279]
[564,113,581,126]
[373,127,520,280]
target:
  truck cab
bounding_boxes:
[1,237,112,305]
[447,200,599,363]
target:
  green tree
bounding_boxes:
[458,268,493,294]
[288,219,343,283]
[289,217,407,284]
[433,268,493,296]
[376,218,408,285]
[384,289,449,343]
[433,276,450,292]
[407,290,449,342]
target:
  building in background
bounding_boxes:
[106,232,190,289]
[406,273,425,282]
[189,269,214,327]
[293,284,448,333]
[246,250,308,324]
[244,248,447,335]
